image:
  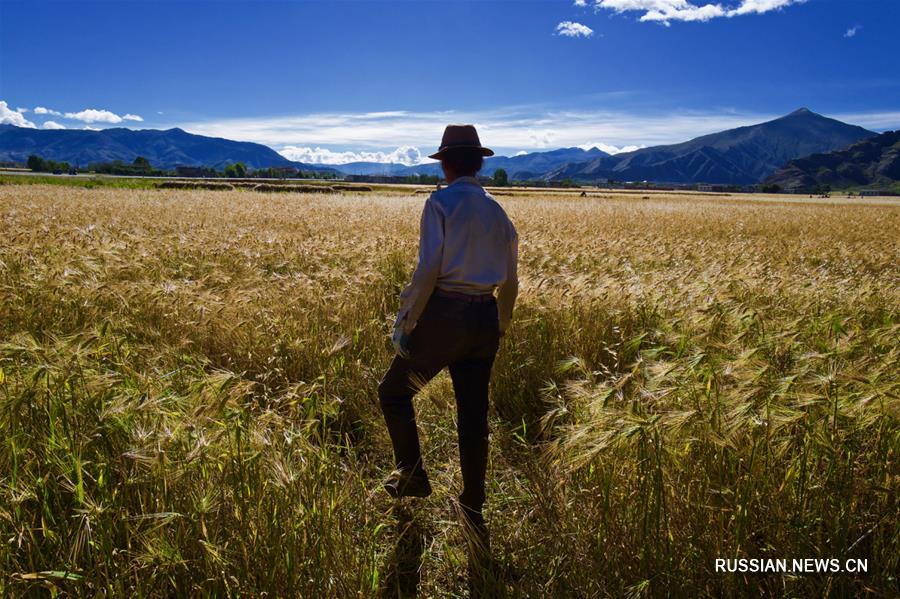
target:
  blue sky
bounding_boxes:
[1,0,898,164]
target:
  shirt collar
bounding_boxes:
[448,176,482,188]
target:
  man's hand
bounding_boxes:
[392,326,412,359]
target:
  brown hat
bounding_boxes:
[428,124,494,160]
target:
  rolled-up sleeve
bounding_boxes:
[496,225,519,334]
[395,197,444,333]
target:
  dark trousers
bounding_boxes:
[378,293,501,514]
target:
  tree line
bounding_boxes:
[25,155,336,179]
[25,157,536,188]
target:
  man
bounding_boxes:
[378,125,519,532]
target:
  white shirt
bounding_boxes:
[395,176,519,335]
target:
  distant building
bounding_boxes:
[346,174,409,184]
[269,166,299,177]
[697,184,734,193]
[176,165,217,178]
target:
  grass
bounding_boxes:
[0,173,424,195]
[0,174,161,190]
[0,184,898,596]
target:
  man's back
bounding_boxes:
[429,176,518,296]
[395,175,518,336]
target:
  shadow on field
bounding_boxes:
[380,505,427,598]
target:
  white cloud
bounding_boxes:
[574,0,588,6]
[728,0,801,16]
[832,110,900,131]
[64,108,124,124]
[527,129,554,147]
[591,0,804,25]
[0,100,36,127]
[844,24,861,38]
[43,121,66,130]
[34,106,143,125]
[16,107,28,113]
[580,142,644,154]
[556,21,594,37]
[281,141,645,164]
[179,106,794,160]
[278,145,426,166]
[83,125,101,131]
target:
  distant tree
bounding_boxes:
[760,183,781,193]
[223,162,247,178]
[492,168,509,187]
[24,155,72,173]
[27,155,45,171]
[133,156,151,168]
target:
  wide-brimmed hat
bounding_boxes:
[428,124,494,160]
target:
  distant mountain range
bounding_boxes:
[326,161,420,177]
[481,146,611,179]
[0,109,882,185]
[326,146,611,179]
[0,125,334,172]
[545,109,876,184]
[765,130,900,191]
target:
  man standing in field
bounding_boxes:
[378,124,519,540]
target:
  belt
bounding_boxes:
[433,288,495,303]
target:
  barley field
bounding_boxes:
[0,184,897,597]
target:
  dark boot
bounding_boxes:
[457,429,488,518]
[378,355,442,480]
[383,468,433,499]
